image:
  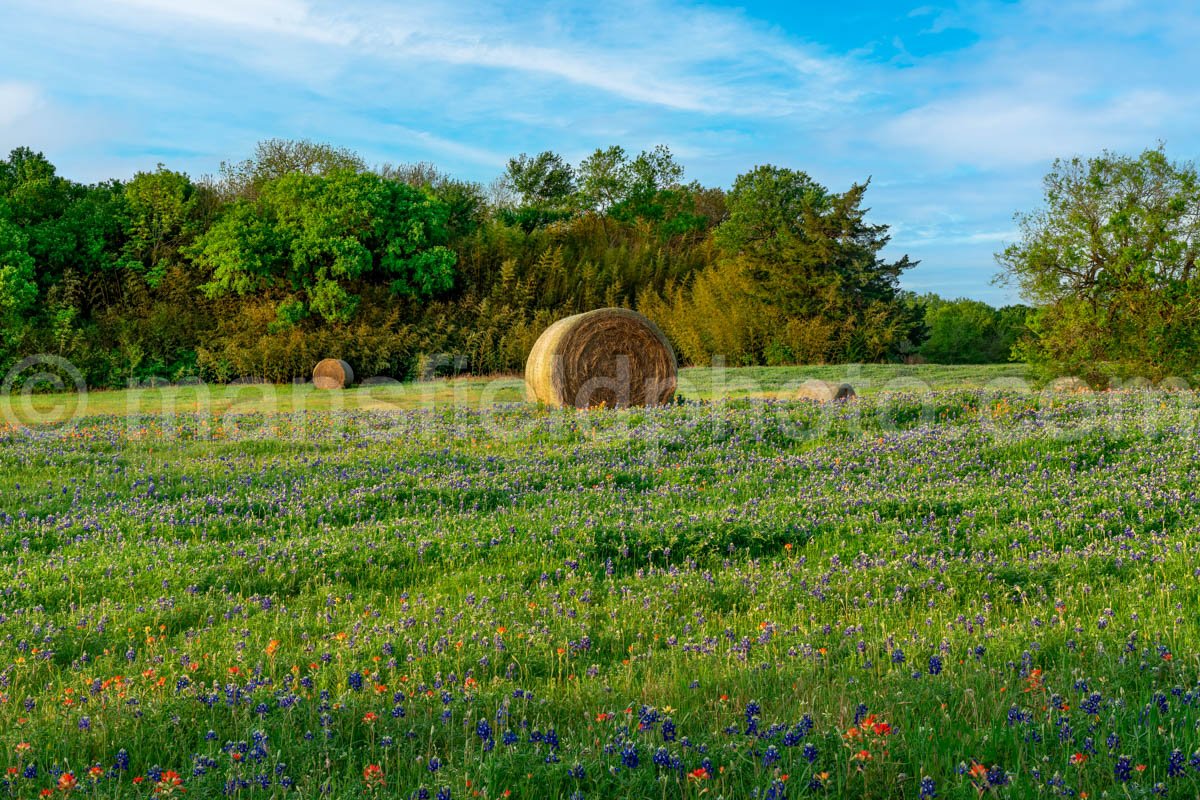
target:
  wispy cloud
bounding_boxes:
[91,0,357,44]
[881,87,1184,168]
[61,0,856,118]
[0,81,40,128]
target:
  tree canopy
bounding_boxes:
[193,170,456,324]
[998,146,1200,383]
[0,140,972,387]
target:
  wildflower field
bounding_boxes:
[2,380,1200,798]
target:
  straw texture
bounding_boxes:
[525,308,677,408]
[313,359,354,390]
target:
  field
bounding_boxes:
[2,364,1028,422]
[2,368,1199,798]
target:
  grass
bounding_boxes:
[0,365,1195,799]
[1,363,1030,425]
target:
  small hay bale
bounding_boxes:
[525,308,677,408]
[1047,376,1091,393]
[1160,376,1191,392]
[795,379,856,403]
[1120,376,1153,391]
[313,359,354,390]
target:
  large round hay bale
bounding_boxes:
[795,379,856,403]
[525,308,676,408]
[313,359,354,390]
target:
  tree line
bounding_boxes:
[0,139,1029,388]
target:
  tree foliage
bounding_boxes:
[0,140,1001,386]
[919,297,1028,364]
[998,146,1200,383]
[663,166,917,363]
[215,138,367,200]
[193,170,456,324]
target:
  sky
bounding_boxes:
[1,0,1197,305]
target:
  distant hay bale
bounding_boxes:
[795,379,856,403]
[1121,376,1153,391]
[1160,376,1191,392]
[1047,376,1091,393]
[525,308,677,408]
[313,359,354,390]
[362,376,401,387]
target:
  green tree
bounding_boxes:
[997,146,1200,383]
[577,146,630,213]
[0,148,127,301]
[611,146,686,224]
[193,170,456,324]
[0,206,37,357]
[119,166,202,287]
[992,304,1030,362]
[713,165,914,360]
[504,151,575,209]
[215,139,367,200]
[920,298,997,363]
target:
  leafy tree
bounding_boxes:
[920,298,998,363]
[577,145,689,225]
[215,139,366,200]
[193,170,456,324]
[119,166,202,287]
[0,148,127,299]
[378,161,443,188]
[992,304,1031,361]
[997,146,1200,382]
[712,165,914,360]
[577,146,630,213]
[0,205,37,357]
[503,151,575,209]
[612,146,686,224]
[0,139,929,384]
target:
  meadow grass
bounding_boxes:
[0,363,1029,425]
[0,369,1197,799]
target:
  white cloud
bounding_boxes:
[96,0,356,44]
[40,0,855,118]
[0,81,41,128]
[0,82,113,159]
[881,83,1190,168]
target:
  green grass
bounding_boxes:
[1,363,1029,426]
[0,366,1195,799]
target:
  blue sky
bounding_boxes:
[1,0,1197,304]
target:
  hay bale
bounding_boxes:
[1047,376,1091,393]
[795,379,856,403]
[313,359,354,390]
[1120,376,1153,391]
[1160,376,1191,392]
[525,308,676,408]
